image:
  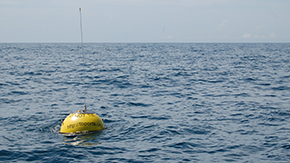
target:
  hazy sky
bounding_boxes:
[1,0,289,43]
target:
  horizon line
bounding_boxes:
[1,41,289,44]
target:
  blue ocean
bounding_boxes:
[0,43,290,162]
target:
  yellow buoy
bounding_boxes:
[60,9,105,136]
[60,107,105,134]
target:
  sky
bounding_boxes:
[0,0,289,43]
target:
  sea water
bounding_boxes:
[0,43,289,162]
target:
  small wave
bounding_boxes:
[234,93,251,97]
[148,115,171,120]
[0,150,25,161]
[131,115,148,119]
[271,86,290,91]
[39,123,61,134]
[139,148,161,153]
[127,102,152,107]
[167,141,200,149]
[10,90,29,95]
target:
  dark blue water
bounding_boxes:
[0,43,290,162]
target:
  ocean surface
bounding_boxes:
[0,43,290,162]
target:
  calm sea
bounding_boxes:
[0,43,290,162]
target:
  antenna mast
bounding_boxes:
[79,7,83,46]
[79,7,86,110]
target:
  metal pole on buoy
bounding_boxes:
[79,7,87,110]
[79,7,83,47]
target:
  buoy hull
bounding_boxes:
[60,113,105,134]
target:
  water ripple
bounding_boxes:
[0,43,290,162]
